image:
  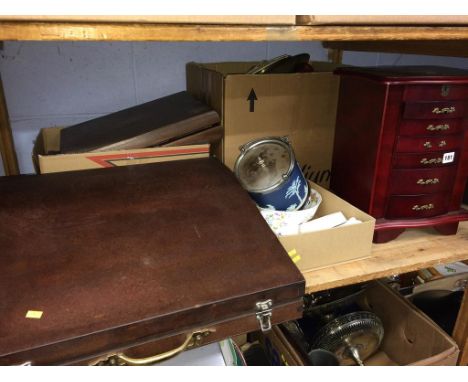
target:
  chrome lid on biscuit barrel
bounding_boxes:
[234,137,294,193]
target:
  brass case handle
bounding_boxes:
[420,157,443,165]
[423,141,433,148]
[412,204,435,211]
[432,106,455,114]
[417,178,440,185]
[92,328,215,366]
[426,124,449,131]
[438,140,447,147]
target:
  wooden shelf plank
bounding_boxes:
[304,221,468,293]
[3,22,468,42]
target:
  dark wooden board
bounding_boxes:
[60,91,220,153]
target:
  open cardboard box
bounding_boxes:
[255,281,459,366]
[254,326,306,366]
[277,182,375,271]
[187,61,375,270]
[32,127,210,174]
[360,281,460,366]
[187,61,340,188]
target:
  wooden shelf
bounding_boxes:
[0,18,467,364]
[303,221,468,294]
[2,18,468,297]
[3,22,468,42]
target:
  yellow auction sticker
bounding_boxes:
[288,249,301,263]
[25,310,43,319]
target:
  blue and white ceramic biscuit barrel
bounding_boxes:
[234,137,309,211]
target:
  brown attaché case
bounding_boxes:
[0,158,304,365]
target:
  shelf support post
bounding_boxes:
[0,73,19,175]
[327,47,343,64]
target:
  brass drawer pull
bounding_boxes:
[417,178,440,185]
[438,140,447,147]
[423,141,432,148]
[426,124,449,131]
[420,157,443,165]
[412,204,435,211]
[91,328,215,366]
[432,106,455,114]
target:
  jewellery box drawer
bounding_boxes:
[403,101,466,119]
[386,194,450,219]
[388,167,457,194]
[398,119,465,136]
[403,84,468,102]
[395,135,462,153]
[393,151,459,169]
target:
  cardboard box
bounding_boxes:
[264,281,459,366]
[32,127,210,174]
[186,61,340,188]
[297,15,468,25]
[278,182,375,271]
[255,326,305,366]
[0,16,296,25]
[360,281,460,366]
[186,63,371,270]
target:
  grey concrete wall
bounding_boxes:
[2,41,468,176]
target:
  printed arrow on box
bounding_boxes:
[247,88,258,112]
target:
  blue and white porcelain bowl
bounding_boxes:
[234,137,309,211]
[259,187,322,236]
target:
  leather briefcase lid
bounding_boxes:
[0,158,304,364]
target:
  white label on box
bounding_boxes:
[433,261,468,276]
[443,152,455,164]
